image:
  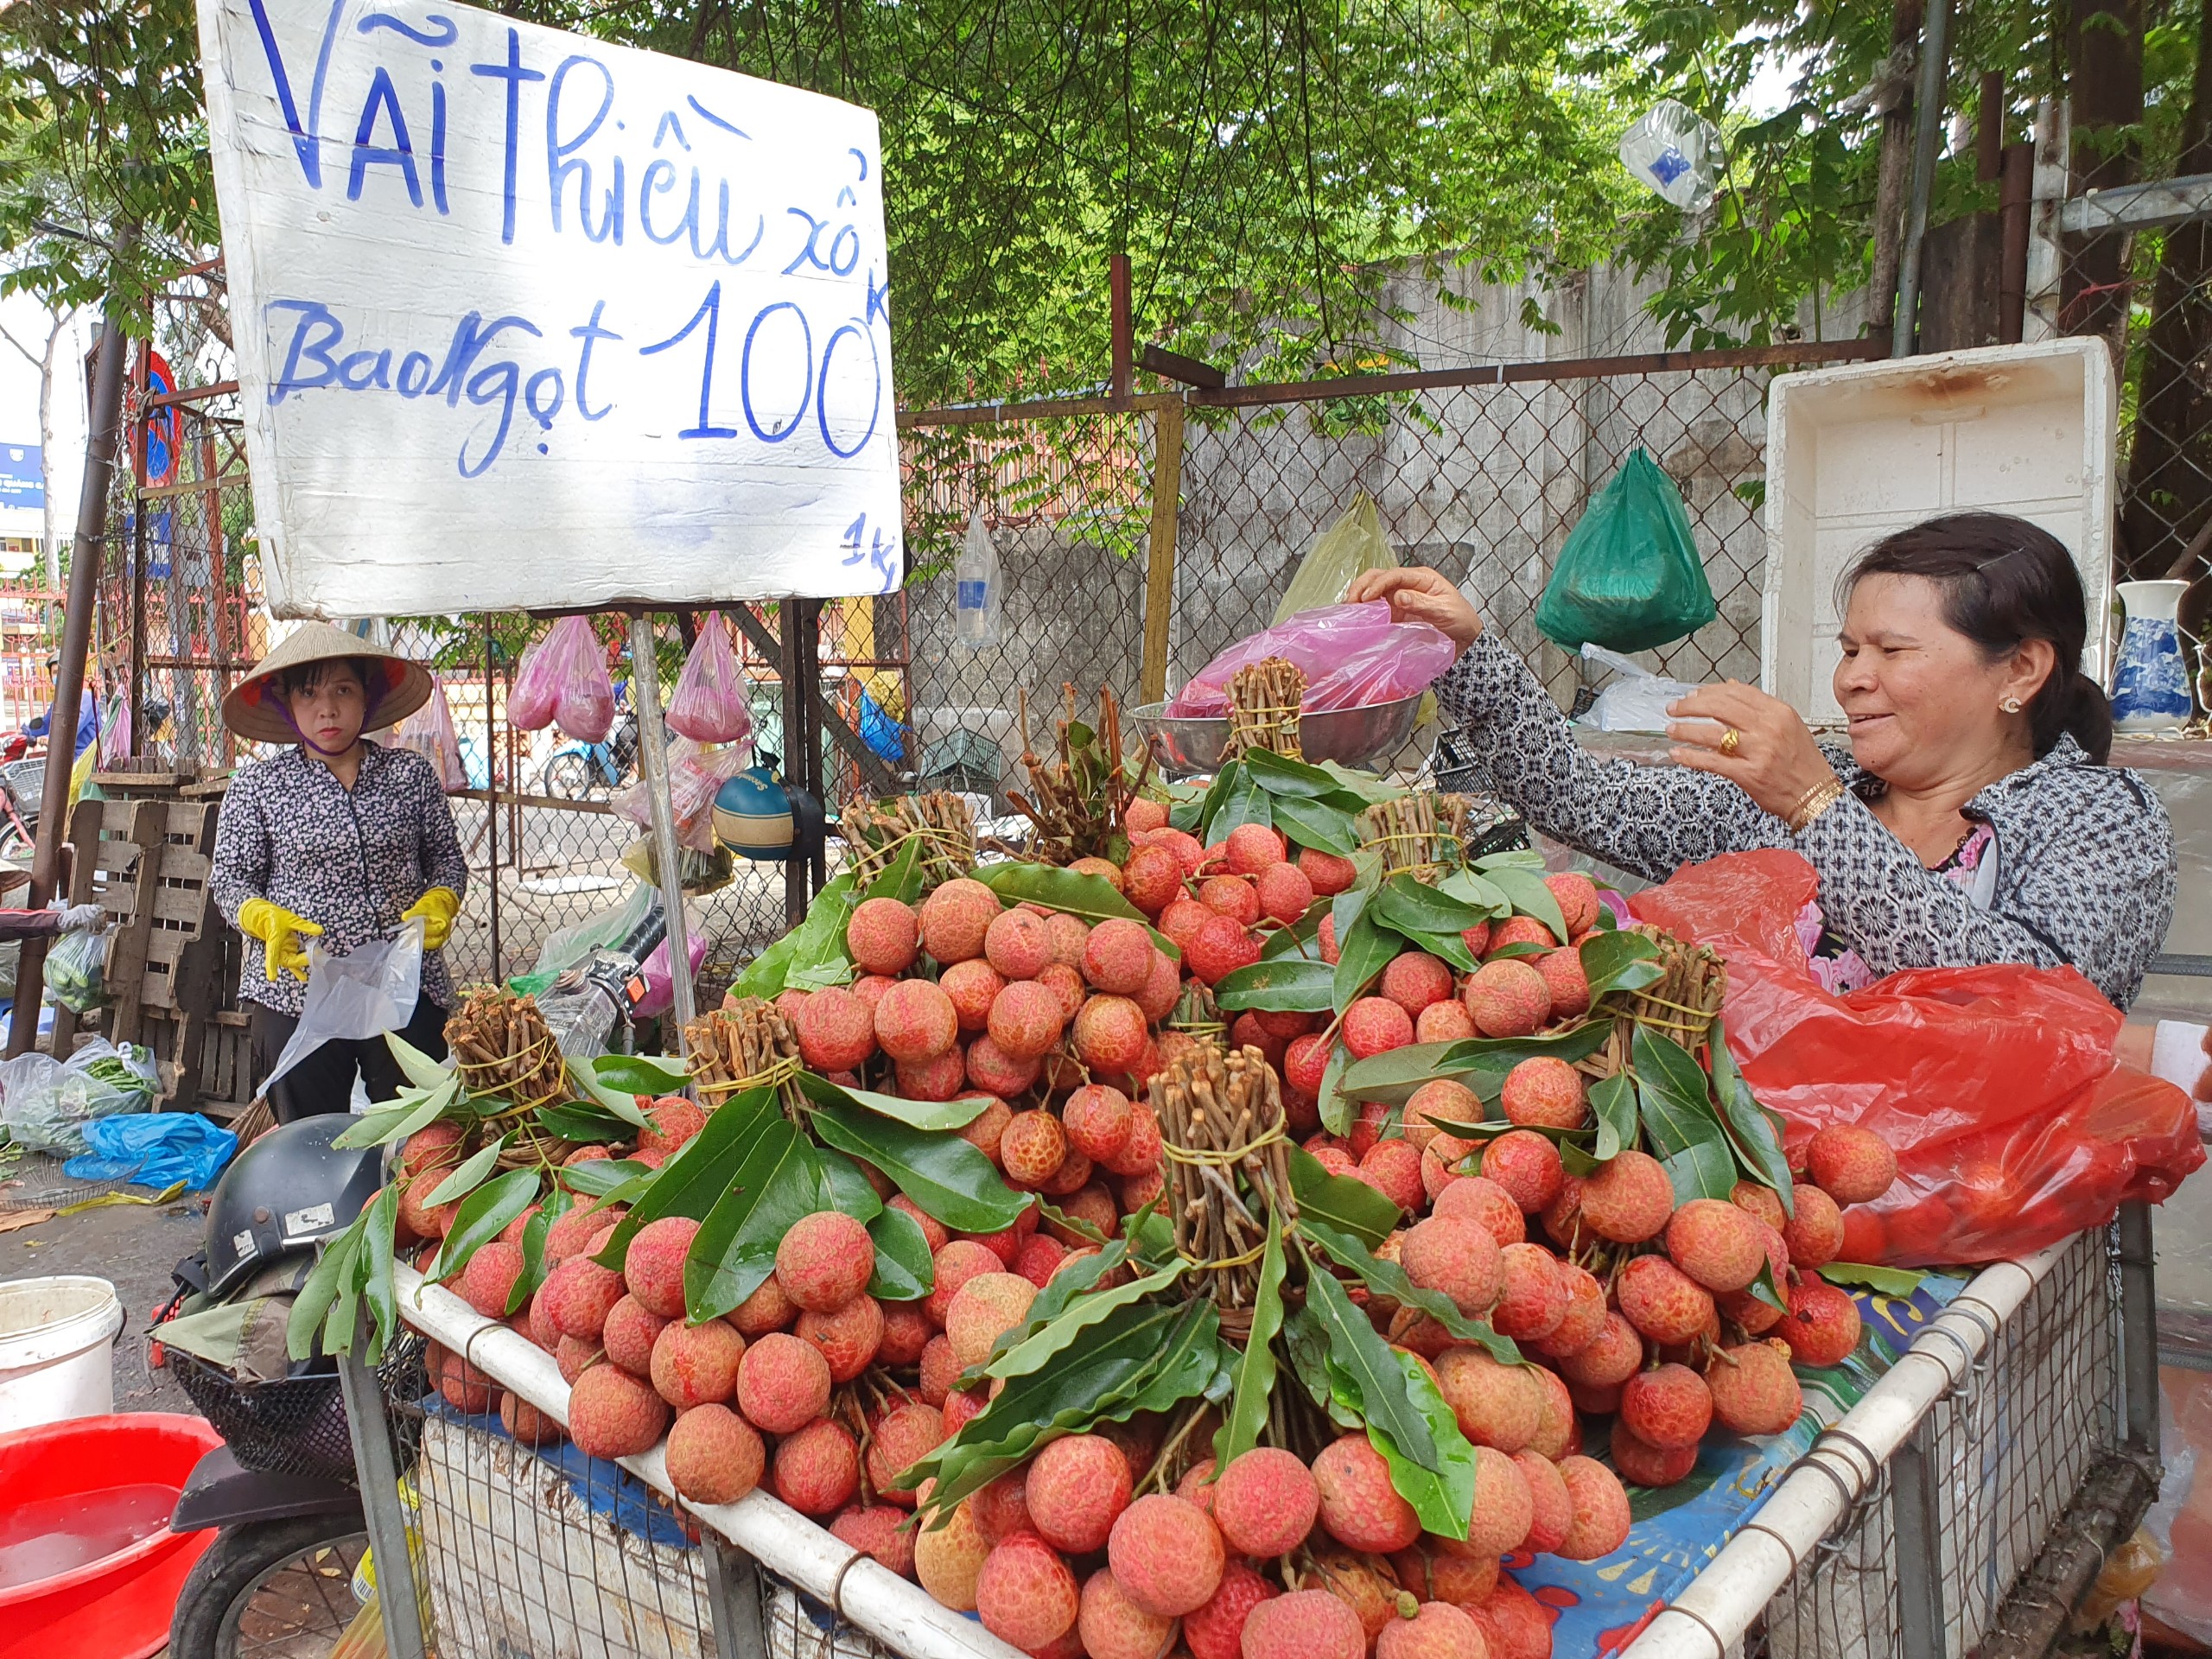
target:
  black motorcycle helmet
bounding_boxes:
[197,1116,383,1299]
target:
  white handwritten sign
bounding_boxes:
[196,0,902,617]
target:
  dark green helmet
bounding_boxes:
[202,1116,382,1299]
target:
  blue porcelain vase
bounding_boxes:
[2112,580,2193,733]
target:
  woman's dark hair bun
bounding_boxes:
[1839,512,2112,764]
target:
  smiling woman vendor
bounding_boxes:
[211,624,468,1122]
[1351,511,2177,1009]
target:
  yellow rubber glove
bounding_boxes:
[401,886,461,951]
[238,897,321,982]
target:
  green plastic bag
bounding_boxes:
[1535,449,1717,653]
[1272,493,1398,625]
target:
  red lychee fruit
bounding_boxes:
[1463,960,1551,1037]
[1380,951,1455,1017]
[1211,1446,1321,1557]
[772,1417,861,1515]
[1284,1033,1332,1096]
[1461,1443,1535,1555]
[1806,1125,1898,1205]
[734,1330,832,1433]
[914,1493,992,1611]
[984,907,1055,980]
[1078,1568,1179,1659]
[775,1209,874,1313]
[1126,798,1169,834]
[637,1096,706,1154]
[1300,849,1358,896]
[1620,1362,1714,1449]
[863,1400,946,1503]
[1499,1056,1587,1129]
[1343,996,1415,1058]
[1107,1493,1227,1617]
[1377,1601,1490,1659]
[1580,1149,1675,1243]
[1184,1560,1277,1659]
[831,1503,917,1578]
[1121,846,1185,918]
[1515,1449,1573,1552]
[1706,1340,1804,1435]
[1617,1254,1718,1346]
[568,1363,671,1460]
[650,1314,745,1409]
[1535,947,1592,1020]
[1312,1433,1421,1554]
[1356,1140,1425,1213]
[918,878,1001,964]
[1554,1455,1631,1560]
[1074,994,1150,1071]
[1028,1433,1134,1553]
[797,1293,884,1382]
[875,978,958,1063]
[461,1239,524,1319]
[1490,1243,1569,1341]
[1256,861,1316,927]
[666,1402,765,1505]
[1434,1348,1540,1453]
[847,897,920,976]
[1400,1215,1503,1314]
[1415,1000,1477,1044]
[976,1534,1081,1650]
[1558,1312,1644,1389]
[1533,1260,1607,1358]
[1480,1131,1565,1215]
[1779,1277,1862,1367]
[1242,1590,1366,1659]
[1542,872,1601,934]
[1224,823,1287,874]
[542,1252,623,1343]
[1783,1185,1847,1268]
[1730,1179,1788,1234]
[1083,918,1158,995]
[1525,1360,1579,1463]
[1610,1416,1700,1488]
[1666,1198,1767,1293]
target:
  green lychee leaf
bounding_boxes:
[1341,1349,1478,1542]
[592,1089,780,1270]
[1305,1266,1438,1469]
[866,1205,935,1302]
[683,1117,825,1320]
[1213,956,1334,1012]
[1300,1217,1520,1364]
[809,1098,1032,1234]
[1288,1145,1401,1244]
[1213,1218,1286,1469]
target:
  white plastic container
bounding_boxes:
[0,1274,124,1432]
[1762,338,2117,727]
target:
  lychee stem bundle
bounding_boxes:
[1007,684,1152,863]
[838,791,978,890]
[445,988,568,1115]
[1224,656,1306,760]
[684,995,804,1117]
[1356,791,1471,883]
[1151,1036,1294,1311]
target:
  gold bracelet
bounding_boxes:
[1786,777,1847,835]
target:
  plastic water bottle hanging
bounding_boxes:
[955,504,1001,649]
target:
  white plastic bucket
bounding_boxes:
[0,1274,124,1433]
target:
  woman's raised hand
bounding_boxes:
[1666,682,1840,822]
[1344,567,1484,652]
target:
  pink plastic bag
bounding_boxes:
[1630,849,2204,1267]
[666,613,754,747]
[1166,601,1455,716]
[614,740,747,852]
[392,677,465,791]
[508,615,610,735]
[632,931,710,1020]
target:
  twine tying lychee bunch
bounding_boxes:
[1150,1036,1296,1315]
[1356,791,1472,883]
[838,791,977,890]
[1224,656,1306,760]
[446,988,568,1116]
[686,995,805,1117]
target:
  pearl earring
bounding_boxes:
[1999,696,2023,714]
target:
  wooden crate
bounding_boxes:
[56,796,243,1115]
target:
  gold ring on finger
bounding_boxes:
[1719,728,1741,757]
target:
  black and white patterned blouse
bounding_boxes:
[1435,632,2177,1009]
[211,741,470,1016]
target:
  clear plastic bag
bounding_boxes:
[392,677,466,791]
[666,613,755,746]
[1576,643,1704,733]
[259,924,426,1095]
[1271,493,1399,626]
[614,741,747,853]
[0,1037,158,1155]
[954,506,1001,649]
[1631,850,2206,1266]
[43,923,113,1012]
[1619,99,1723,212]
[509,615,613,740]
[1167,601,1457,717]
[515,883,659,994]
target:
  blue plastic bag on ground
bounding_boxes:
[64,1110,238,1190]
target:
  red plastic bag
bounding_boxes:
[509,616,613,741]
[666,613,754,747]
[1630,849,2203,1267]
[1166,601,1457,716]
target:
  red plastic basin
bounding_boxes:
[0,1411,223,1659]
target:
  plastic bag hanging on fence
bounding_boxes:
[507,615,613,739]
[665,613,754,747]
[258,924,426,1095]
[1535,448,1717,654]
[954,506,1001,649]
[614,740,747,852]
[43,922,113,1012]
[392,677,466,791]
[1629,849,2206,1267]
[1619,99,1723,212]
[1271,493,1400,626]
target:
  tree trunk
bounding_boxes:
[2062,3,2145,352]
[2120,0,2212,578]
[1868,0,1926,346]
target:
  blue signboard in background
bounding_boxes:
[0,445,43,508]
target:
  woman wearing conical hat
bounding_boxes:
[210,624,467,1123]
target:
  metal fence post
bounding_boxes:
[1140,401,1185,705]
[1890,1421,1948,1658]
[2117,1200,2160,1459]
[335,1307,429,1659]
[701,1537,768,1659]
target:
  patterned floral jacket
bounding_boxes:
[211,741,469,1017]
[1434,633,2177,1009]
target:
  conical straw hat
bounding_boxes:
[221,622,434,745]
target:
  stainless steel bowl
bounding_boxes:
[1133,693,1427,779]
